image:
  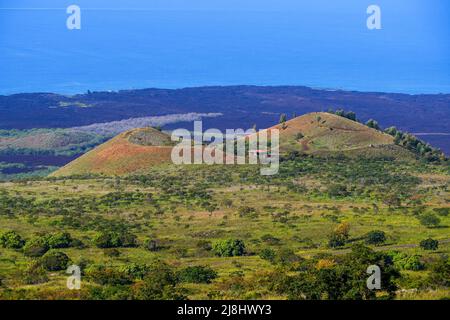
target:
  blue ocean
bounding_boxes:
[0,0,449,95]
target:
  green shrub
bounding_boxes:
[103,248,121,257]
[385,127,446,162]
[212,239,246,257]
[172,247,188,258]
[401,255,424,271]
[389,252,424,271]
[93,231,137,248]
[120,232,138,247]
[143,238,161,251]
[295,132,304,140]
[88,285,132,300]
[40,251,70,271]
[433,207,450,216]
[284,245,399,300]
[119,263,151,280]
[69,238,85,248]
[45,232,73,249]
[178,266,217,284]
[330,109,357,121]
[23,261,48,285]
[328,234,347,248]
[365,230,386,245]
[196,240,212,252]
[327,184,350,198]
[23,237,49,257]
[93,231,120,248]
[132,261,186,300]
[366,119,380,130]
[237,206,258,218]
[85,265,133,286]
[0,230,25,249]
[275,248,302,267]
[259,248,276,263]
[428,257,450,287]
[328,224,351,249]
[420,238,439,250]
[418,213,441,228]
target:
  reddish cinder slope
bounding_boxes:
[51,128,173,176]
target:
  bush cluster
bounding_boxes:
[212,239,246,257]
[93,231,137,248]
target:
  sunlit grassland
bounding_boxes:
[0,158,449,299]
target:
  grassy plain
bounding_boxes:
[0,156,449,300]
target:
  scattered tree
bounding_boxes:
[328,222,350,248]
[418,213,441,228]
[132,261,186,300]
[0,230,25,249]
[23,237,49,257]
[259,248,276,263]
[178,266,217,284]
[428,257,450,288]
[212,239,246,257]
[365,119,380,130]
[40,251,70,271]
[420,238,439,250]
[365,230,386,245]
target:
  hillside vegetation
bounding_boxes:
[266,112,394,154]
